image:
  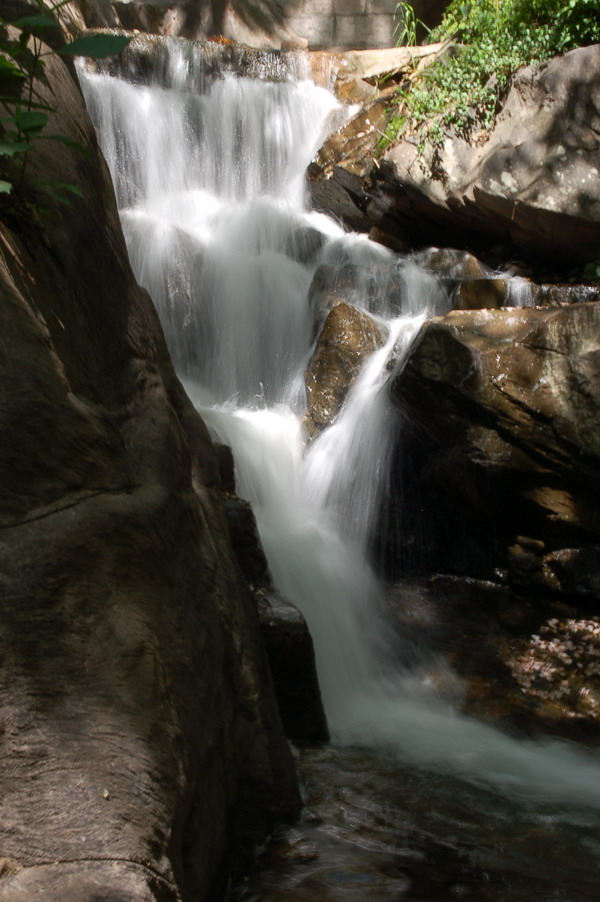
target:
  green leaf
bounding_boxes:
[15,109,48,133]
[0,97,56,112]
[39,180,84,196]
[57,34,131,59]
[0,57,25,78]
[0,180,13,194]
[10,14,57,31]
[0,139,33,155]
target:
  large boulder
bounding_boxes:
[389,302,600,582]
[309,46,600,267]
[387,302,600,736]
[0,37,299,902]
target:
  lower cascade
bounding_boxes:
[80,35,600,881]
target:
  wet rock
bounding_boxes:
[414,247,489,281]
[308,262,361,330]
[388,302,600,583]
[284,224,326,266]
[527,282,600,307]
[305,302,387,436]
[259,590,330,744]
[543,546,600,601]
[387,576,600,739]
[224,497,329,744]
[451,278,508,309]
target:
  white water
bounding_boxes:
[80,41,600,812]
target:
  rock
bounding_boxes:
[388,302,600,583]
[224,497,329,744]
[307,43,450,102]
[527,282,600,307]
[258,590,330,744]
[310,46,600,268]
[284,225,326,266]
[387,576,600,740]
[543,546,600,601]
[0,43,299,902]
[305,302,388,436]
[451,278,508,310]
[308,262,361,330]
[82,0,122,27]
[415,247,489,281]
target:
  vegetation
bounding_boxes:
[381,0,600,153]
[0,0,129,207]
[393,1,430,47]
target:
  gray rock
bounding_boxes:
[310,46,600,266]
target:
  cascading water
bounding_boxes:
[79,39,600,815]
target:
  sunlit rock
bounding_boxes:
[305,302,387,436]
[310,46,600,267]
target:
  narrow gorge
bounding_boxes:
[1,4,600,901]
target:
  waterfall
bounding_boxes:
[79,39,600,812]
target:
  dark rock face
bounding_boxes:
[0,48,299,902]
[305,302,387,436]
[223,496,329,743]
[309,46,600,267]
[386,302,600,736]
[389,302,600,580]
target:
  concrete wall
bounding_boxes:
[286,0,447,51]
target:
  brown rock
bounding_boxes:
[452,278,508,310]
[387,575,600,740]
[388,303,600,580]
[415,247,489,281]
[305,302,387,436]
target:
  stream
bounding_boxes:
[79,38,600,900]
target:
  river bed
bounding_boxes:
[231,742,600,902]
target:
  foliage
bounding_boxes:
[381,0,600,153]
[393,1,430,47]
[0,0,130,206]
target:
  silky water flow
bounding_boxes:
[79,40,600,837]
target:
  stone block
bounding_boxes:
[293,0,335,15]
[333,13,395,48]
[366,0,401,12]
[333,0,368,13]
[287,14,336,48]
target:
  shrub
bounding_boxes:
[381,0,600,152]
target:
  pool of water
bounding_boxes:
[230,743,600,902]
